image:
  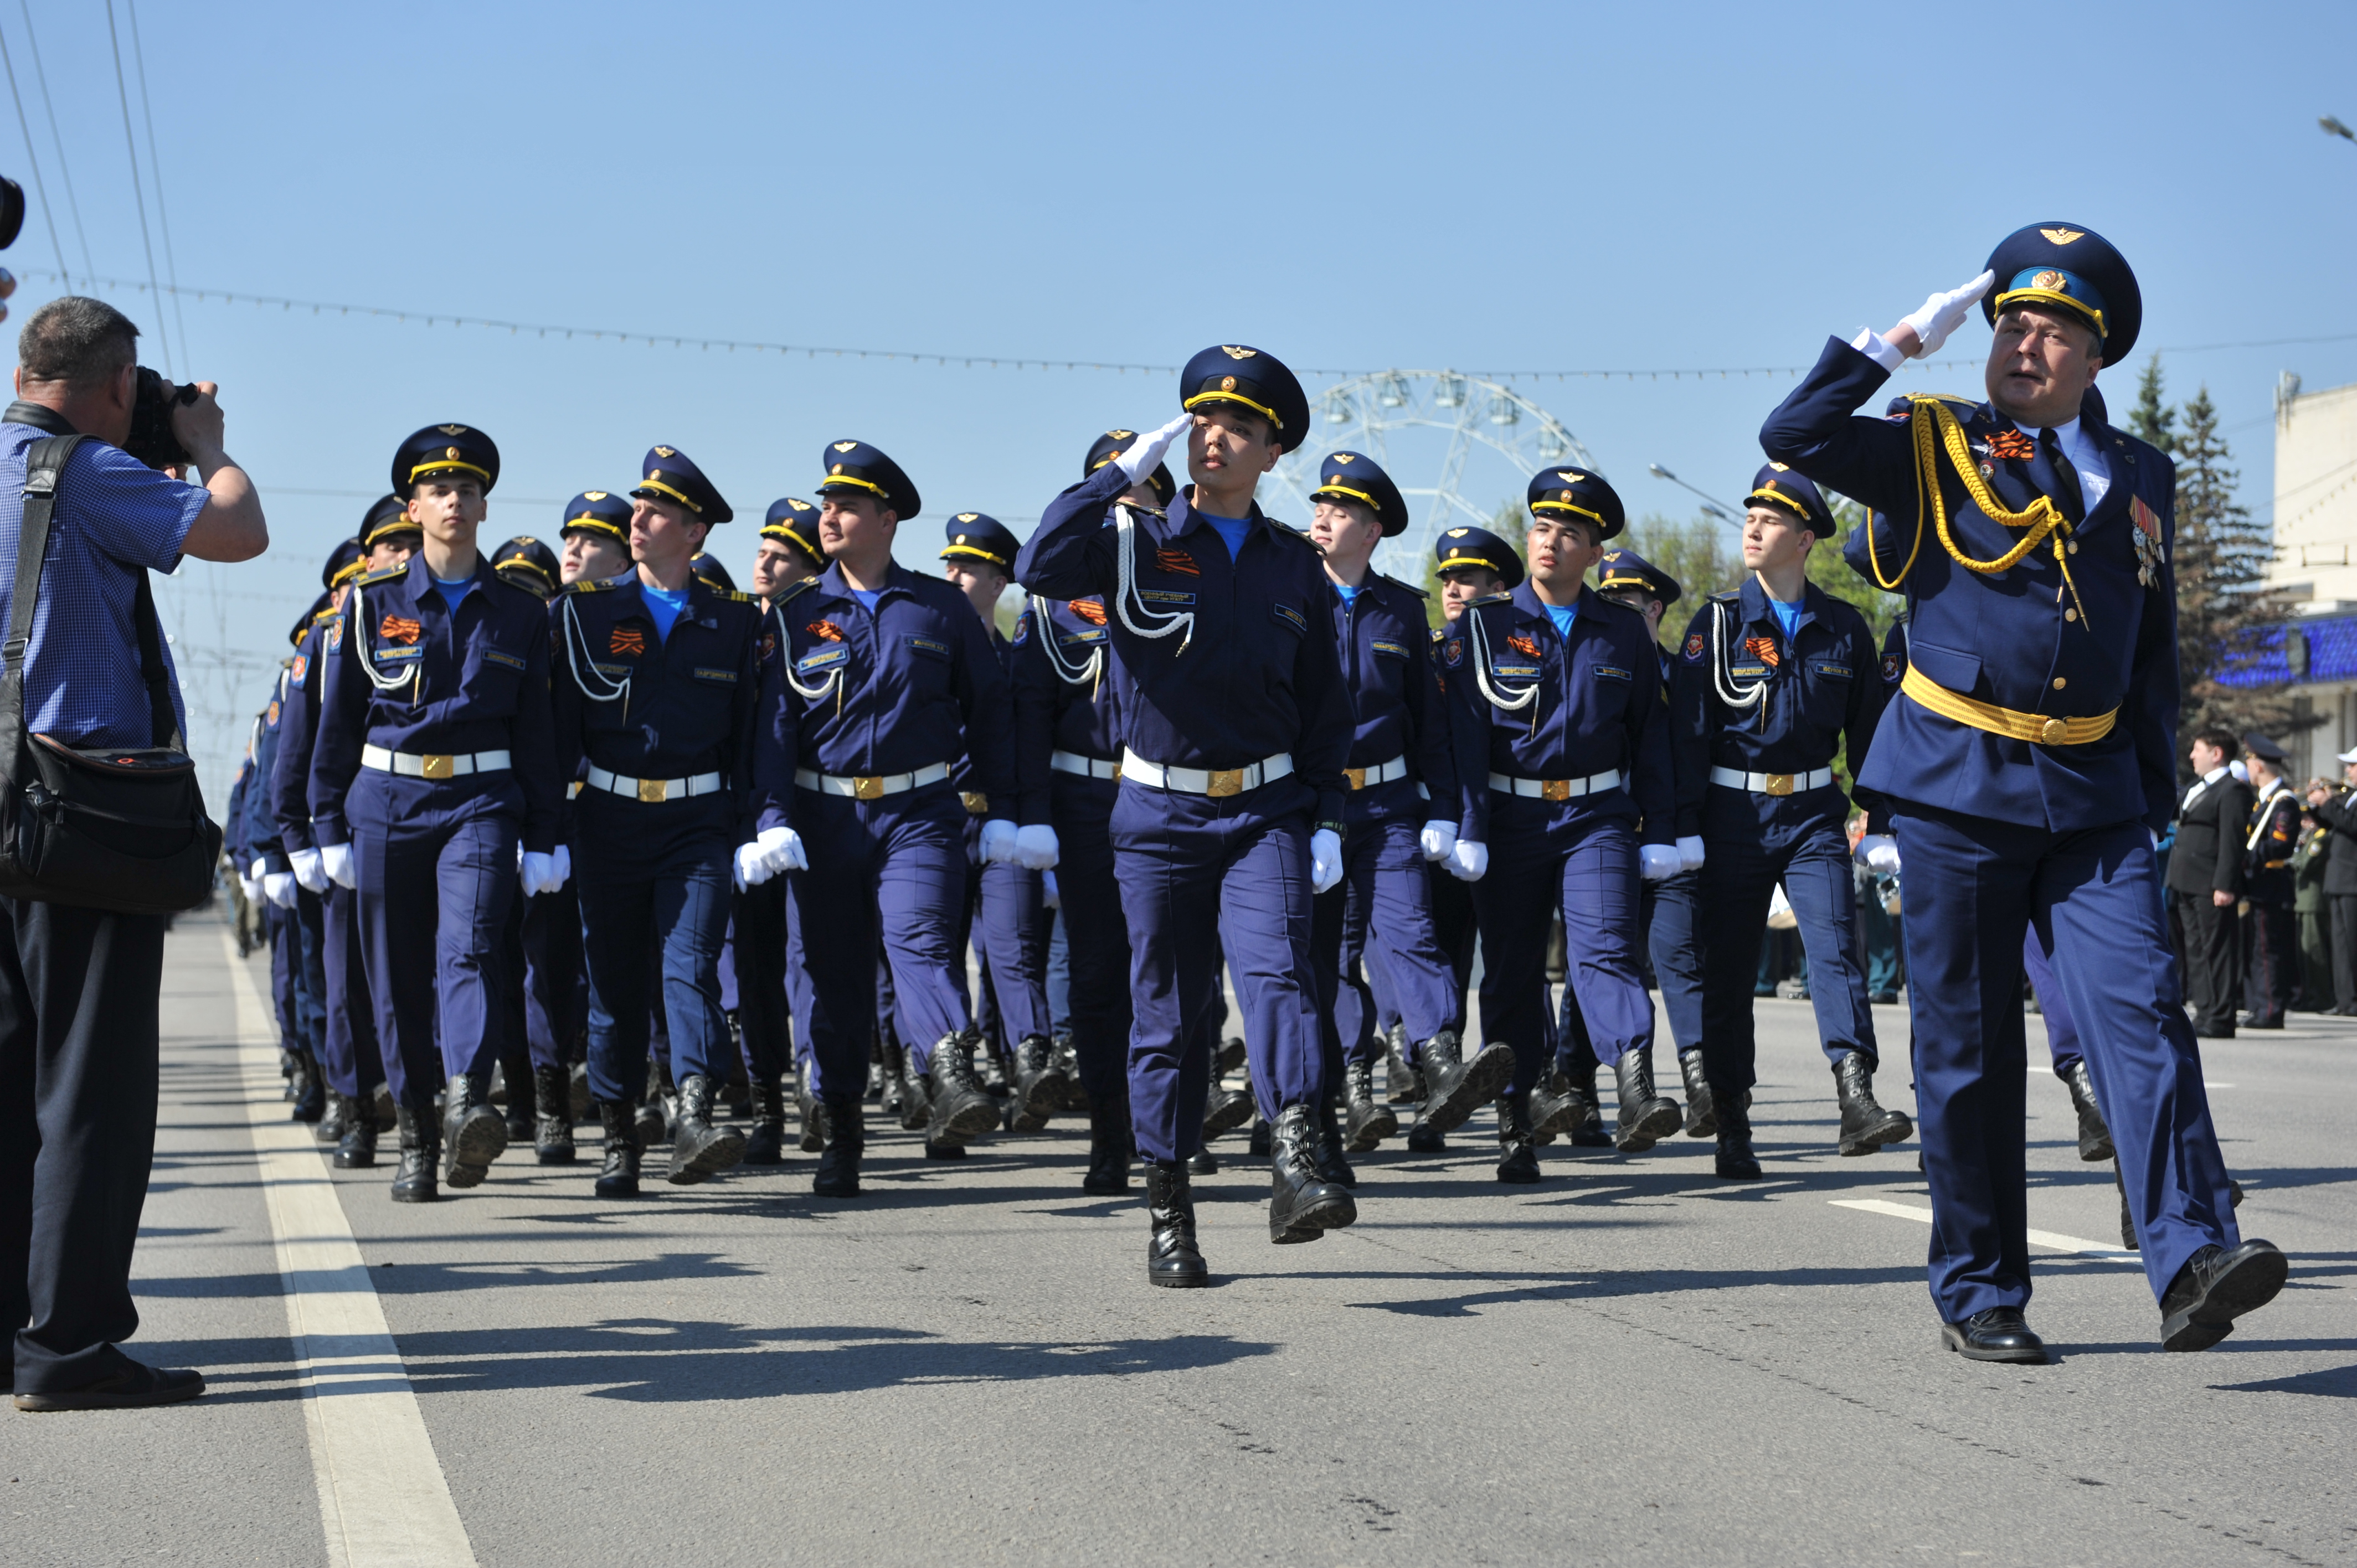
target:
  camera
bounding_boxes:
[0,174,20,324]
[124,368,199,471]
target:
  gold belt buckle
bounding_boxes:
[637,777,669,803]
[961,791,989,816]
[1764,773,1794,797]
[1344,766,1367,791]
[852,775,886,801]
[420,754,455,780]
[1207,768,1244,798]
[1108,762,1123,781]
[1541,778,1572,802]
[2039,717,2069,745]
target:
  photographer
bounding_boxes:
[1,296,265,1411]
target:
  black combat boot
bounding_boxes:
[315,1086,350,1146]
[1413,1028,1515,1134]
[1188,1150,1219,1175]
[1084,1105,1131,1195]
[1011,1034,1068,1133]
[666,1074,748,1184]
[290,1050,326,1124]
[878,1033,907,1121]
[1679,1050,1717,1138]
[1269,1103,1357,1243]
[594,1101,640,1198]
[922,1033,1002,1150]
[2056,1059,2113,1162]
[1383,1022,1423,1103]
[812,1095,863,1197]
[333,1093,378,1170]
[1246,1110,1273,1157]
[498,1051,535,1142]
[1833,1051,1912,1156]
[741,1077,788,1166]
[1217,1035,1248,1078]
[1202,1059,1256,1142]
[865,1036,887,1102]
[1715,1095,1762,1180]
[967,1034,1013,1099]
[632,1059,668,1147]
[441,1075,507,1189]
[1313,1096,1357,1188]
[1053,1034,1090,1113]
[532,1064,576,1165]
[1496,1091,1541,1184]
[1146,1159,1208,1287]
[796,1072,828,1154]
[1341,1059,1398,1152]
[1528,1070,1572,1147]
[389,1097,439,1203]
[1612,1048,1682,1152]
[1566,1060,1613,1147]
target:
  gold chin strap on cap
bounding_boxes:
[1869,396,2087,628]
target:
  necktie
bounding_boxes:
[2037,427,2086,525]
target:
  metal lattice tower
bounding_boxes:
[1267,370,1594,581]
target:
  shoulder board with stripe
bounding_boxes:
[357,564,409,587]
[723,589,753,604]
[1377,573,1429,600]
[1711,589,1741,602]
[1465,591,1512,607]
[564,578,616,594]
[771,574,823,607]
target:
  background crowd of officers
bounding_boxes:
[208,338,2313,1286]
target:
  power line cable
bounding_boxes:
[122,0,184,367]
[102,0,168,375]
[0,18,66,287]
[18,0,92,288]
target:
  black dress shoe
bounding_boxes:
[593,1101,641,1198]
[1188,1149,1220,1176]
[1833,1051,1911,1156]
[811,1096,863,1197]
[1414,1029,1514,1134]
[1678,1050,1717,1138]
[923,1141,969,1160]
[1495,1091,1541,1184]
[1146,1160,1208,1287]
[1940,1307,2049,1364]
[14,1361,205,1411]
[2159,1240,2289,1352]
[1268,1103,1356,1243]
[1612,1048,1682,1152]
[2055,1059,2113,1162]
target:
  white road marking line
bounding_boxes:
[224,926,480,1568]
[1829,1197,2143,1265]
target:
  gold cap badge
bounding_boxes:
[956,513,977,522]
[1219,345,1257,360]
[832,441,858,453]
[2033,269,2068,291]
[1447,528,1468,537]
[1220,376,1236,391]
[655,446,676,458]
[584,491,607,500]
[437,424,467,435]
[2040,227,2085,245]
[445,446,461,461]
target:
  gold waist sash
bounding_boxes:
[1900,664,2116,747]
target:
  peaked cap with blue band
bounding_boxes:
[1180,344,1311,454]
[631,445,733,524]
[1595,546,1681,606]
[1980,221,2140,362]
[940,512,1021,570]
[1525,464,1626,540]
[1745,462,1836,534]
[291,591,333,648]
[1434,523,1525,588]
[689,553,737,592]
[761,496,823,559]
[491,535,561,597]
[359,492,418,550]
[816,439,920,519]
[321,537,368,591]
[391,423,500,498]
[1310,450,1409,538]
[1084,428,1176,504]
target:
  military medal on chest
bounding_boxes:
[2129,495,2165,589]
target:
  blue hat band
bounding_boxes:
[1997,267,2107,338]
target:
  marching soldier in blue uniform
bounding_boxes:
[490,534,564,1147]
[775,440,1018,1194]
[1669,466,1909,1178]
[1300,451,1473,1176]
[1016,345,1356,1286]
[753,496,825,590]
[560,489,634,582]
[1760,220,2286,1359]
[553,446,789,1196]
[1444,467,1682,1176]
[311,424,563,1202]
[246,611,326,1123]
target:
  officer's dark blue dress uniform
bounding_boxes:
[1669,468,1898,1160]
[1760,223,2270,1342]
[248,623,328,1110]
[310,427,562,1184]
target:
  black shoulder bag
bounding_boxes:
[0,429,222,912]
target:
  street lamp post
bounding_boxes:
[1648,462,1738,522]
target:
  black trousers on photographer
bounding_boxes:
[0,896,167,1392]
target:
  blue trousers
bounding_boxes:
[2022,929,2080,1074]
[730,880,791,1083]
[1699,808,1877,1096]
[1895,806,2240,1314]
[521,884,581,1071]
[290,888,327,1060]
[1313,816,1459,1079]
[350,782,517,1105]
[574,796,734,1105]
[785,783,972,1100]
[1474,799,1652,1093]
[267,904,297,1053]
[1111,779,1322,1162]
[1053,772,1133,1115]
[318,883,383,1099]
[961,850,1052,1053]
[1649,869,1705,1053]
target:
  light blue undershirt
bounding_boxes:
[430,575,475,616]
[1767,595,1802,641]
[850,587,882,612]
[1197,509,1252,560]
[1544,601,1577,643]
[1334,581,1363,606]
[642,584,689,642]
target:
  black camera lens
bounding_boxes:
[0,177,22,251]
[123,367,196,471]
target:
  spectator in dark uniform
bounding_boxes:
[2305,750,2357,1017]
[2291,788,2334,1013]
[2166,726,2251,1038]
[2237,734,2299,1029]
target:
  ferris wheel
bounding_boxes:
[1268,370,1594,581]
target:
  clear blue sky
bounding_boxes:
[4,0,2351,796]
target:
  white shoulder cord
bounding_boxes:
[1029,594,1105,689]
[2247,780,2290,853]
[774,603,846,709]
[1708,598,1769,715]
[1113,503,1193,656]
[347,585,420,699]
[1466,604,1537,715]
[559,592,632,707]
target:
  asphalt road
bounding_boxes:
[4,909,2352,1567]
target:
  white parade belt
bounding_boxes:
[794,761,951,800]
[1488,767,1622,801]
[583,764,725,803]
[1051,750,1123,780]
[1708,765,1834,797]
[1344,755,1408,790]
[1120,748,1293,798]
[361,744,509,780]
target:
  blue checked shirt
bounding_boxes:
[0,420,205,746]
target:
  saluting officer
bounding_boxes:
[1761,220,2285,1359]
[1016,345,1356,1287]
[1300,451,1467,1176]
[553,446,789,1196]
[1670,466,1909,1178]
[1443,467,1681,1177]
[774,441,1018,1194]
[2238,733,2300,1030]
[310,424,563,1203]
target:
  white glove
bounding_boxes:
[1856,833,1901,874]
[1419,821,1458,862]
[1898,269,1996,358]
[1449,839,1489,882]
[1014,823,1061,871]
[549,844,572,890]
[1116,410,1193,486]
[1042,870,1060,910]
[263,870,298,908]
[1309,828,1344,895]
[753,824,806,878]
[250,855,270,884]
[320,842,357,890]
[979,818,1020,865]
[237,872,260,904]
[289,846,328,894]
[1676,834,1706,871]
[1639,844,1682,881]
[520,850,559,898]
[734,839,770,889]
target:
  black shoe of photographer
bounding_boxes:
[14,1360,206,1412]
[666,1075,748,1185]
[1678,1050,1717,1138]
[389,1098,439,1203]
[1341,1059,1398,1152]
[2056,1059,2113,1163]
[533,1064,577,1165]
[1416,1029,1514,1134]
[1268,1103,1356,1244]
[1612,1048,1682,1152]
[333,1093,378,1170]
[1496,1091,1541,1184]
[593,1101,641,1198]
[441,1077,507,1190]
[2160,1241,2288,1352]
